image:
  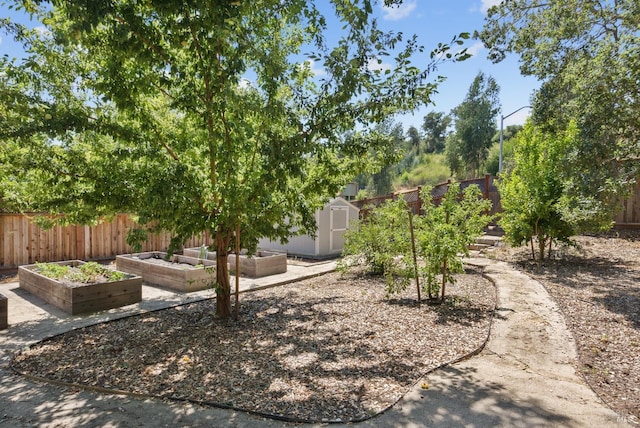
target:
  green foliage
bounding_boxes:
[416,183,492,300]
[34,262,70,280]
[354,120,405,196]
[448,72,500,178]
[394,153,451,188]
[405,126,422,154]
[498,122,612,260]
[478,0,639,215]
[0,1,471,318]
[340,182,492,302]
[485,125,523,175]
[339,198,415,296]
[35,262,128,283]
[422,111,451,154]
[444,133,464,177]
[355,189,371,201]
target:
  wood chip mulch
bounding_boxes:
[492,232,640,425]
[11,268,495,423]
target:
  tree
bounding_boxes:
[340,182,492,303]
[406,126,422,155]
[444,133,464,177]
[485,124,523,175]
[422,111,451,153]
[370,120,404,196]
[0,1,470,318]
[417,182,492,301]
[392,125,422,179]
[352,119,404,196]
[498,122,612,260]
[448,72,500,178]
[478,0,639,216]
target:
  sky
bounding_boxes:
[371,0,540,130]
[0,0,539,131]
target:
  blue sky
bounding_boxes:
[372,0,540,130]
[0,1,539,131]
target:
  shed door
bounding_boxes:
[330,206,349,252]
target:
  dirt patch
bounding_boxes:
[492,232,640,424]
[12,268,495,423]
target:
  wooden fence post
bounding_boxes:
[484,174,490,201]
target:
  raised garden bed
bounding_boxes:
[115,252,216,292]
[18,261,142,315]
[183,248,287,278]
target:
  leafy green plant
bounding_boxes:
[35,262,127,283]
[34,262,70,280]
[393,153,451,188]
[497,122,609,260]
[1,1,471,319]
[416,183,492,301]
[339,198,416,296]
[340,181,492,303]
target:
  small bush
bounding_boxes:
[340,181,492,302]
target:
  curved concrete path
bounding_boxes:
[0,259,630,427]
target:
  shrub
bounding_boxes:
[340,181,492,302]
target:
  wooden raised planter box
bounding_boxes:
[183,248,287,278]
[116,252,216,292]
[18,261,142,315]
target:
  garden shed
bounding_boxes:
[258,197,360,259]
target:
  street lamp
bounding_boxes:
[499,105,531,173]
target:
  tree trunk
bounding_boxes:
[538,235,547,261]
[408,211,421,304]
[216,249,232,319]
[530,237,535,260]
[440,257,447,303]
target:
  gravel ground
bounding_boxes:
[491,231,640,424]
[11,268,495,423]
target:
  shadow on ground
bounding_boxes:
[380,365,573,428]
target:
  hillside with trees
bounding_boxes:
[355,72,521,197]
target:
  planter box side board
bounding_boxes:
[184,248,287,278]
[116,253,216,292]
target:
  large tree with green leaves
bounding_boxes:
[447,72,500,178]
[0,0,470,318]
[477,0,639,214]
[499,122,613,260]
[422,111,451,154]
[405,125,422,155]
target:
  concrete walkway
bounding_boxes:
[0,258,630,427]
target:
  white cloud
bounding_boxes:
[238,78,252,89]
[303,59,326,77]
[34,25,50,36]
[481,0,501,13]
[381,0,417,21]
[465,42,485,58]
[367,57,391,72]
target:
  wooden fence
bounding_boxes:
[353,175,501,218]
[0,213,211,269]
[353,173,638,228]
[2,175,637,269]
[614,179,640,227]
